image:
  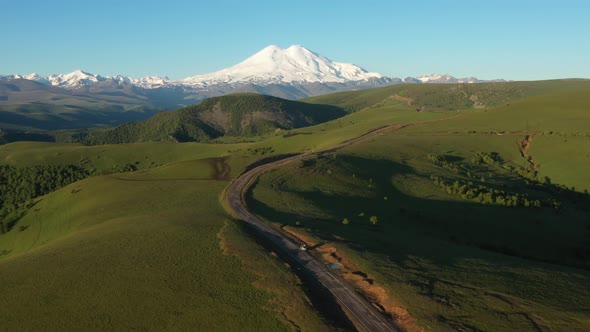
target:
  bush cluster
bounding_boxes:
[430,175,560,209]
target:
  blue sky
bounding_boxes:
[1,0,588,80]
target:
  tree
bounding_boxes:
[369,216,379,225]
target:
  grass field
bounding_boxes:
[1,80,589,331]
[0,158,340,330]
[248,151,590,330]
[247,82,590,331]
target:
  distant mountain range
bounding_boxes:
[0,45,506,130]
[1,45,505,91]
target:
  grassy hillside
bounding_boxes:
[64,93,346,144]
[304,79,590,112]
[248,82,590,331]
[396,88,590,190]
[1,79,589,330]
[0,158,340,331]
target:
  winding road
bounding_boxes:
[224,123,418,331]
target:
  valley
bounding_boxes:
[4,0,590,329]
[1,78,589,331]
[0,45,505,132]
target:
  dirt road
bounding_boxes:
[224,123,423,331]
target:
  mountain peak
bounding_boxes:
[246,44,317,62]
[0,46,505,93]
[285,44,314,53]
[65,70,96,79]
[261,44,282,51]
[46,69,105,88]
[417,74,483,84]
[183,45,383,85]
[258,44,310,53]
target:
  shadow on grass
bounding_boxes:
[245,154,590,331]
[247,155,590,271]
[5,200,41,233]
[229,219,357,331]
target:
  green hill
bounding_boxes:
[1,80,589,331]
[0,159,334,330]
[304,79,590,112]
[77,93,345,144]
[249,81,590,331]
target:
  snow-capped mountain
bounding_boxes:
[1,45,506,103]
[42,70,172,89]
[416,74,504,84]
[1,46,506,90]
[22,73,50,84]
[1,45,392,90]
[0,46,511,133]
[133,76,172,88]
[0,70,170,89]
[47,70,107,88]
[183,45,385,86]
[0,73,50,85]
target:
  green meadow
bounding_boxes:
[0,158,338,330]
[1,80,589,331]
[247,81,590,331]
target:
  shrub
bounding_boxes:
[369,216,379,225]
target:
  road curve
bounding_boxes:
[224,124,415,332]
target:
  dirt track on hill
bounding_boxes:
[223,117,455,331]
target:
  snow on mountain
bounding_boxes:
[0,74,18,81]
[0,73,50,85]
[22,73,50,84]
[47,70,107,88]
[182,45,384,86]
[417,74,485,84]
[0,46,505,92]
[110,75,135,85]
[133,76,171,88]
[403,77,421,84]
[0,70,172,89]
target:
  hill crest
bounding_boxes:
[80,93,346,144]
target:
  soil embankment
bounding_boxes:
[283,227,422,332]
